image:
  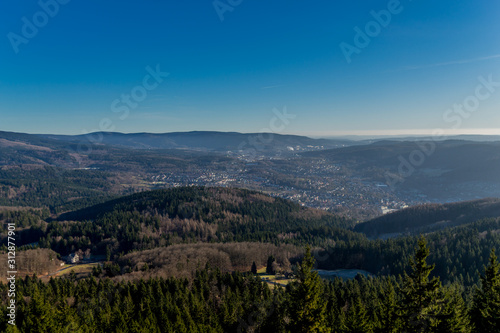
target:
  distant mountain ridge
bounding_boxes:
[37,131,354,152]
[0,130,356,168]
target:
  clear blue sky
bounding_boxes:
[1,0,499,137]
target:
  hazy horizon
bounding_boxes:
[3,128,500,142]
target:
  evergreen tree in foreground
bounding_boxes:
[288,246,327,333]
[471,248,500,331]
[399,236,444,332]
[380,279,401,333]
[436,283,470,333]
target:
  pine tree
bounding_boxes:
[399,236,444,332]
[288,246,327,332]
[379,280,400,333]
[251,261,258,274]
[436,283,470,333]
[470,249,500,332]
[4,325,22,333]
[22,285,59,332]
[343,295,372,333]
[262,288,288,333]
[266,255,275,275]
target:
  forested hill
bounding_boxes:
[354,198,500,238]
[46,187,361,257]
[58,186,350,228]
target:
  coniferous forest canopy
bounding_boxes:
[1,181,500,331]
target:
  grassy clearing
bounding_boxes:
[57,263,101,277]
[274,278,292,285]
[255,266,295,289]
[257,267,267,274]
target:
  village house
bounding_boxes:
[67,252,80,264]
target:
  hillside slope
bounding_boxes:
[354,198,500,238]
[303,140,500,200]
[47,187,361,256]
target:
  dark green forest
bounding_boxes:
[0,166,116,213]
[1,186,500,331]
[354,198,500,237]
[1,242,500,332]
[3,187,498,286]
[39,187,356,257]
